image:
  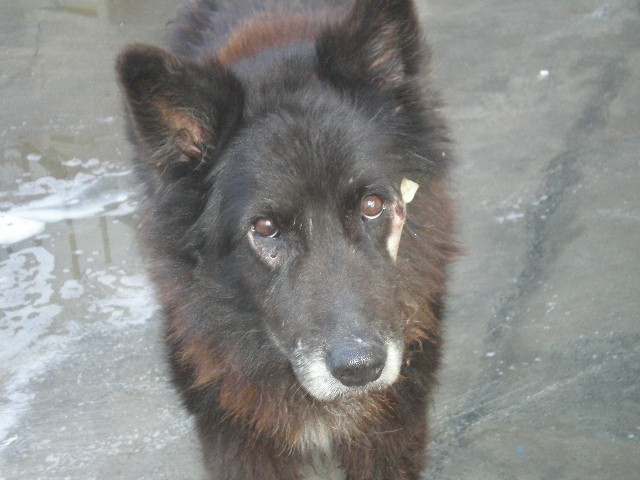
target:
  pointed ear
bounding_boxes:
[316,0,425,92]
[116,44,243,173]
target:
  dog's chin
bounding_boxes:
[292,342,404,402]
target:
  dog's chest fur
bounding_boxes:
[300,453,345,480]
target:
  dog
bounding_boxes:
[116,0,456,478]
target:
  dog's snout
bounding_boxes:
[327,339,387,387]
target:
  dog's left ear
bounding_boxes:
[316,0,425,92]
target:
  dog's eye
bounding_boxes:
[253,217,279,237]
[361,195,384,219]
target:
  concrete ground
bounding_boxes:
[1,1,638,479]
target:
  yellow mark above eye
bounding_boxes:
[401,178,419,204]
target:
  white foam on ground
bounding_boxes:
[59,279,84,300]
[0,214,45,244]
[1,171,136,245]
[0,247,157,449]
[0,247,63,443]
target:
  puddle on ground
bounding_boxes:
[0,1,212,478]
[0,140,158,441]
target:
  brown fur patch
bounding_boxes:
[367,22,403,78]
[157,102,210,159]
[179,340,228,389]
[218,13,319,66]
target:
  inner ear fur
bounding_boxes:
[316,0,425,91]
[116,44,243,170]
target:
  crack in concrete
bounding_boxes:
[33,20,42,60]
[486,56,628,349]
[428,56,630,478]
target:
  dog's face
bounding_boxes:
[117,0,438,401]
[199,91,413,400]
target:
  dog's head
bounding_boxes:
[117,0,449,401]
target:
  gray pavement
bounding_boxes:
[1,1,638,479]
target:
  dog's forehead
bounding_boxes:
[242,100,392,186]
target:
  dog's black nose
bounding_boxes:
[327,340,387,387]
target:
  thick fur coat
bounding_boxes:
[117,0,456,478]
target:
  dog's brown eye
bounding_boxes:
[253,217,279,237]
[361,195,384,219]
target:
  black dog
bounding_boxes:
[117,0,455,478]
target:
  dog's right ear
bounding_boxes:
[316,0,425,94]
[116,44,243,175]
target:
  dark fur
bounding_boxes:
[117,0,456,478]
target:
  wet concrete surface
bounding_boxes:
[0,1,638,479]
